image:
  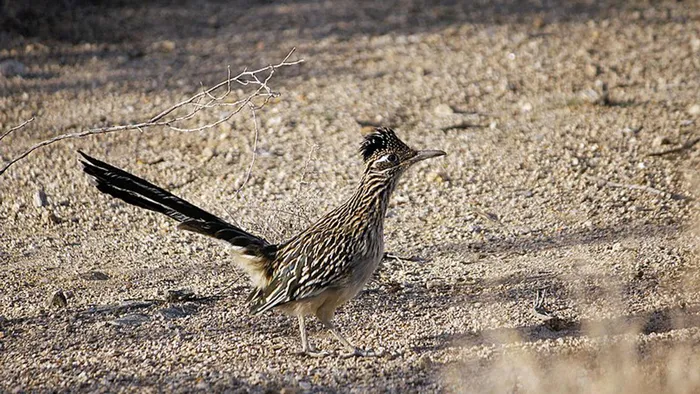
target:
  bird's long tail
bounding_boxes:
[78,151,276,286]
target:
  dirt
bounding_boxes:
[1,1,699,392]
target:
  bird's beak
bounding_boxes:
[409,149,446,164]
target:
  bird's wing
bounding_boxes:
[248,232,357,314]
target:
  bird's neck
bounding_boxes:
[346,171,400,223]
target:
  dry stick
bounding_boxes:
[647,137,700,157]
[0,49,303,176]
[0,117,35,143]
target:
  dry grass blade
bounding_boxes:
[0,49,303,176]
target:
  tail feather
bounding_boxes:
[78,151,277,278]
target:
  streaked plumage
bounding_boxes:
[79,127,445,356]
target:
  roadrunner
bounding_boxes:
[79,127,445,356]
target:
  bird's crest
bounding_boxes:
[360,127,411,162]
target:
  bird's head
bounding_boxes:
[360,127,446,177]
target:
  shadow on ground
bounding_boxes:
[0,0,680,96]
[416,304,700,353]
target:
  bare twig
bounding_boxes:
[148,48,299,123]
[648,137,700,157]
[235,103,260,196]
[296,143,318,197]
[0,49,303,176]
[0,117,34,143]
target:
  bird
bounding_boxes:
[79,127,446,356]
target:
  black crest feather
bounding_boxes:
[360,127,396,161]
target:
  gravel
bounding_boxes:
[1,1,699,392]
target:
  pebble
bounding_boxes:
[201,147,216,161]
[585,64,600,78]
[80,271,110,281]
[652,136,670,147]
[579,88,607,105]
[50,290,68,308]
[688,104,700,116]
[33,189,48,208]
[265,116,283,127]
[167,289,195,302]
[691,38,700,53]
[41,210,62,225]
[150,40,176,53]
[158,307,189,320]
[434,104,454,117]
[0,60,26,78]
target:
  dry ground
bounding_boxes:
[1,0,700,392]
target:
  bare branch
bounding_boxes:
[0,48,303,176]
[0,117,35,143]
[149,48,300,123]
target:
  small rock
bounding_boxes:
[41,210,62,225]
[158,307,189,320]
[434,104,454,117]
[33,189,48,207]
[201,147,215,161]
[584,64,600,78]
[520,190,534,198]
[579,88,605,105]
[521,102,533,112]
[80,271,110,281]
[688,104,700,116]
[50,290,68,308]
[691,38,700,53]
[532,15,545,29]
[109,314,150,327]
[166,289,195,302]
[427,171,450,183]
[0,60,27,78]
[652,136,671,147]
[265,116,283,127]
[150,40,176,53]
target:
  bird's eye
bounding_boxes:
[387,154,398,163]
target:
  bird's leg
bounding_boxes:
[321,320,382,358]
[297,316,328,357]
